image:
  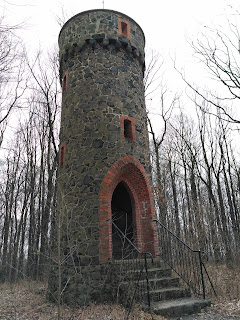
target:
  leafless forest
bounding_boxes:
[0,10,240,288]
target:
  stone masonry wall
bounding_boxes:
[58,9,151,263]
[51,9,156,305]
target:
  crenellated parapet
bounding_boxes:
[59,9,146,79]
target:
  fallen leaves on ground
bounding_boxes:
[211,299,240,318]
[0,281,165,320]
[0,277,239,320]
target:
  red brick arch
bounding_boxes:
[99,155,158,263]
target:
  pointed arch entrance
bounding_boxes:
[111,181,134,259]
[99,155,158,263]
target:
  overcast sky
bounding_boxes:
[3,0,233,54]
[2,0,239,120]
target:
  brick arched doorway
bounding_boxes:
[99,155,158,263]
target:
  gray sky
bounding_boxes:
[2,0,239,124]
[3,0,230,54]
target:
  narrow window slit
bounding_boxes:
[62,74,67,93]
[59,143,66,168]
[121,22,128,37]
[119,19,130,39]
[124,119,132,139]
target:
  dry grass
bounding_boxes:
[0,265,239,319]
[0,281,165,320]
[205,263,240,317]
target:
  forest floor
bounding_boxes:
[0,264,239,320]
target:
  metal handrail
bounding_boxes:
[110,219,153,258]
[109,219,153,319]
[154,219,217,299]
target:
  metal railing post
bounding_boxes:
[154,219,216,299]
[125,265,144,320]
[144,254,152,310]
[109,219,153,318]
[199,251,206,299]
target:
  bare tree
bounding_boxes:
[176,14,240,124]
[0,16,26,147]
[25,49,61,278]
[0,46,61,282]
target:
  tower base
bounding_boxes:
[48,261,118,306]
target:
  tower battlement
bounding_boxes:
[59,9,145,79]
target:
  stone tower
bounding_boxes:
[51,9,158,304]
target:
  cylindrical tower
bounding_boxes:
[52,9,158,305]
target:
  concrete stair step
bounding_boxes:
[120,276,179,291]
[150,297,211,317]
[123,267,172,281]
[113,258,165,269]
[139,276,180,290]
[150,286,191,302]
[145,267,172,278]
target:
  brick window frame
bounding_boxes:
[99,155,158,263]
[59,142,66,168]
[120,115,136,141]
[118,18,130,39]
[62,72,68,94]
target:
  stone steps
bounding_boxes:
[146,267,172,279]
[120,276,180,292]
[119,258,211,317]
[138,276,180,290]
[123,267,172,281]
[151,297,211,317]
[149,286,191,302]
